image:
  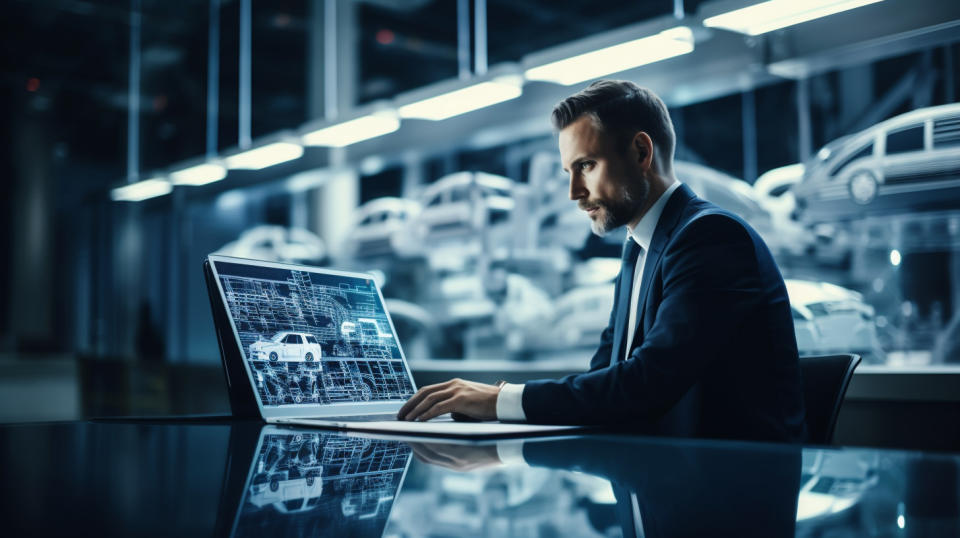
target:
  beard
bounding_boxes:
[580,178,649,237]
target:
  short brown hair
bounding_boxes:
[551,80,676,165]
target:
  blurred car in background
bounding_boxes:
[674,161,780,252]
[794,103,960,223]
[346,197,421,258]
[541,284,615,352]
[217,225,326,264]
[408,172,516,247]
[786,279,884,363]
[536,202,593,251]
[754,164,815,256]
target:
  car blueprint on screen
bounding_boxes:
[250,331,323,362]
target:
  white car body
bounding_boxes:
[794,103,960,223]
[785,279,884,363]
[217,225,326,264]
[753,164,815,256]
[249,331,323,363]
[346,197,422,257]
[541,284,616,351]
[407,172,516,248]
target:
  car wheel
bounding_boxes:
[306,476,315,487]
[305,352,313,362]
[849,170,879,205]
[294,394,302,403]
[269,352,278,362]
[270,478,280,492]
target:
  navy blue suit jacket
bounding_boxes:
[523,184,807,443]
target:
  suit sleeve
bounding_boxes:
[523,214,762,425]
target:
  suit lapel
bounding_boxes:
[627,184,696,352]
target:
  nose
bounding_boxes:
[568,172,587,201]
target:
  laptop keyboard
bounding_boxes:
[327,414,399,422]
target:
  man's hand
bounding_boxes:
[409,442,502,472]
[397,378,500,422]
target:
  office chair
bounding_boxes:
[798,354,861,445]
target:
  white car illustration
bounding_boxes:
[250,331,323,362]
[248,469,324,513]
[794,103,960,223]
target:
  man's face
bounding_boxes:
[559,116,649,236]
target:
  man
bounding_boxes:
[398,80,807,443]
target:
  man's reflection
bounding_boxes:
[410,438,801,538]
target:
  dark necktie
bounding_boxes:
[614,238,644,362]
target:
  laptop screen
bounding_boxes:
[209,256,416,413]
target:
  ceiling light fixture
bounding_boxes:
[301,111,400,147]
[397,75,523,121]
[170,161,227,186]
[524,26,694,86]
[224,141,304,170]
[110,177,172,202]
[703,0,884,36]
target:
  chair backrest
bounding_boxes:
[798,354,861,444]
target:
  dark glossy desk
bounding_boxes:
[1,420,957,537]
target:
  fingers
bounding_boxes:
[403,388,456,422]
[397,379,455,420]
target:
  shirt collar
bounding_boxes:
[626,181,681,250]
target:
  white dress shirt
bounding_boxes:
[496,181,681,422]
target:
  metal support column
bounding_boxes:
[457,0,470,79]
[239,0,252,148]
[742,89,757,183]
[127,0,141,181]
[323,0,338,119]
[474,0,487,76]
[797,77,812,162]
[206,0,220,157]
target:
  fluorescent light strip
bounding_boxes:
[170,162,227,186]
[703,0,884,36]
[398,78,523,121]
[302,113,400,147]
[110,178,172,202]
[225,141,304,170]
[525,26,694,86]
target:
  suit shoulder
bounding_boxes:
[673,205,755,246]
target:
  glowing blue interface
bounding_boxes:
[214,260,415,407]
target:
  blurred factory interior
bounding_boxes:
[1,0,960,449]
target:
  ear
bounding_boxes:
[631,131,655,171]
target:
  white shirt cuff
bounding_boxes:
[496,383,527,422]
[496,440,527,466]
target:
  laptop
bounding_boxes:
[204,254,580,439]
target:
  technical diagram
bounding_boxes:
[214,260,415,406]
[234,431,411,537]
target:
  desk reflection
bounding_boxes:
[0,422,957,536]
[231,427,411,537]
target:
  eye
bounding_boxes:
[579,161,593,171]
